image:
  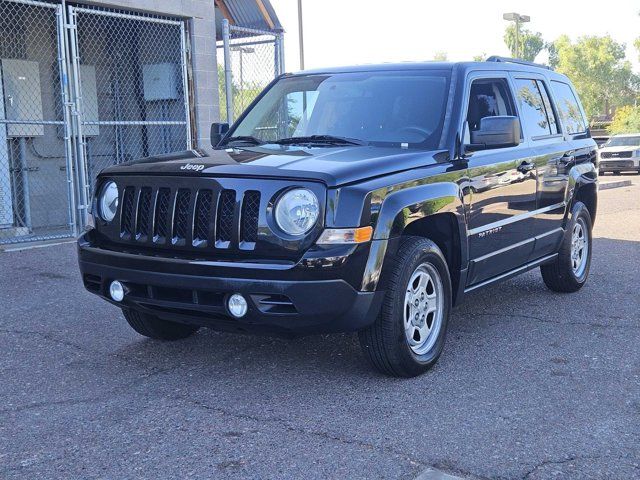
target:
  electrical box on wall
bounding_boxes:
[78,65,100,137]
[1,59,44,137]
[142,63,179,101]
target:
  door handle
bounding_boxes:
[517,161,534,173]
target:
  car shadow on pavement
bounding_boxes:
[103,236,639,385]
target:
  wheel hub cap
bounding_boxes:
[404,263,444,355]
[570,219,589,277]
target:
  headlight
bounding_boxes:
[98,181,119,222]
[274,188,319,235]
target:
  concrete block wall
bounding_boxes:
[81,0,219,150]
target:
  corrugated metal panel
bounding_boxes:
[215,0,282,36]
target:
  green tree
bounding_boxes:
[504,25,545,61]
[433,51,448,61]
[551,35,637,119]
[472,53,487,62]
[608,105,640,134]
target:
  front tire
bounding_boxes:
[122,308,199,340]
[358,236,452,377]
[540,201,592,293]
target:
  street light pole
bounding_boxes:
[298,0,305,70]
[503,12,530,58]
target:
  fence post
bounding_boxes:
[276,30,285,75]
[222,19,234,124]
[67,5,90,231]
[56,4,78,237]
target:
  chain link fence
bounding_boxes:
[70,6,191,194]
[0,0,74,244]
[218,20,284,124]
[0,0,191,244]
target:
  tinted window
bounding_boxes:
[514,79,556,138]
[466,78,515,131]
[537,81,559,135]
[230,70,451,149]
[551,81,587,134]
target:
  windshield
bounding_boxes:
[224,70,451,149]
[604,136,640,147]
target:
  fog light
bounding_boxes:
[227,293,248,318]
[109,280,125,302]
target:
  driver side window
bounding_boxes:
[464,78,517,145]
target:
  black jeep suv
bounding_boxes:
[78,57,597,377]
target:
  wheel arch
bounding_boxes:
[566,163,598,225]
[361,182,468,305]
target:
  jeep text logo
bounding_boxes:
[180,163,205,172]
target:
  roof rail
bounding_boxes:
[485,56,552,70]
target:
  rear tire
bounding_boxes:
[358,236,452,377]
[122,308,199,340]
[540,201,592,293]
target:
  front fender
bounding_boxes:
[361,182,467,292]
[372,182,465,240]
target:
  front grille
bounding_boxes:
[153,188,171,242]
[120,187,136,238]
[216,190,236,246]
[240,191,261,244]
[109,184,260,252]
[601,151,633,159]
[136,187,152,240]
[193,190,213,246]
[172,189,191,245]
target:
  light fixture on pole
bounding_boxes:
[503,12,530,58]
[298,0,305,70]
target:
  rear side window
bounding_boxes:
[514,79,558,138]
[550,81,587,134]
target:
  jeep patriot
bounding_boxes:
[78,57,598,377]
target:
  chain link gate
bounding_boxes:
[0,0,76,244]
[68,5,192,219]
[218,19,284,124]
[0,0,192,244]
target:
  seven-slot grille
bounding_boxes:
[601,151,633,159]
[118,186,261,250]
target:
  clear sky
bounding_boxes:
[269,0,640,72]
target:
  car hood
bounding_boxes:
[100,145,446,187]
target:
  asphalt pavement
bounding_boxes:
[1,176,639,479]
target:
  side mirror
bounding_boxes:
[210,122,229,147]
[467,116,521,151]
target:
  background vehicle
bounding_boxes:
[78,58,598,377]
[598,134,640,175]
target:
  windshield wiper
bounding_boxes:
[273,135,366,146]
[223,135,264,146]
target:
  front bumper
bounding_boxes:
[598,158,640,172]
[78,231,384,335]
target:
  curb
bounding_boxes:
[0,239,76,253]
[599,180,632,191]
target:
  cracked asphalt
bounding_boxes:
[1,177,639,479]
